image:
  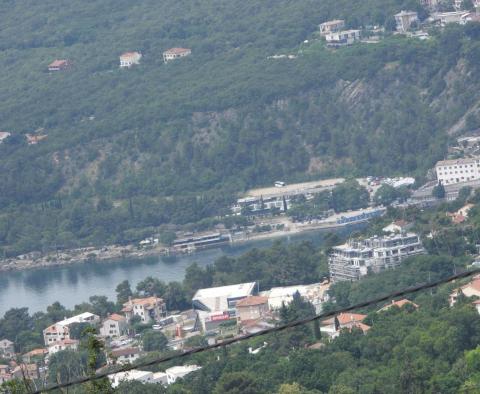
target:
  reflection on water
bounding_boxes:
[0,225,364,315]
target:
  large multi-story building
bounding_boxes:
[435,157,480,185]
[119,51,142,68]
[328,233,425,282]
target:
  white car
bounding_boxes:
[152,324,162,330]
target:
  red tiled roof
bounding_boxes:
[164,47,191,55]
[379,299,419,312]
[23,349,47,357]
[464,278,480,292]
[111,347,141,357]
[120,51,141,58]
[108,314,126,322]
[49,59,69,68]
[236,296,268,307]
[323,312,367,326]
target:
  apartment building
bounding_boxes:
[435,157,480,185]
[122,296,167,324]
[328,233,425,282]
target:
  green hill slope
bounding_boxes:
[1,0,480,255]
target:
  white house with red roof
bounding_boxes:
[0,132,11,144]
[321,313,370,338]
[42,312,100,346]
[100,314,128,338]
[48,339,79,355]
[120,52,142,68]
[378,299,419,312]
[48,59,71,71]
[235,296,269,325]
[449,276,480,306]
[163,48,191,63]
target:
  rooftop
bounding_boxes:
[165,365,201,375]
[236,296,268,307]
[107,313,126,322]
[193,282,256,301]
[320,19,345,26]
[111,347,141,357]
[56,312,99,327]
[323,312,367,326]
[120,51,141,58]
[436,157,479,167]
[48,59,69,67]
[379,299,419,312]
[164,47,191,54]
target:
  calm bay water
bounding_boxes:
[0,225,364,316]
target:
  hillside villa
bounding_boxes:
[163,48,191,62]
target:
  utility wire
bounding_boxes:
[33,267,480,394]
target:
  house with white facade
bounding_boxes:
[119,52,142,68]
[435,157,480,186]
[163,48,191,63]
[449,276,480,306]
[100,314,128,338]
[394,10,419,32]
[0,132,11,144]
[0,340,14,359]
[328,233,425,282]
[325,30,361,47]
[110,347,142,365]
[320,313,370,338]
[48,339,79,355]
[319,20,345,35]
[122,296,166,324]
[42,312,100,346]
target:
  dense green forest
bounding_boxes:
[1,0,480,257]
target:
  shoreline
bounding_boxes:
[0,215,376,273]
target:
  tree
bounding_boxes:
[116,280,133,305]
[331,180,369,213]
[432,182,446,199]
[142,330,168,352]
[373,185,399,206]
[136,277,166,297]
[159,231,177,246]
[213,372,262,394]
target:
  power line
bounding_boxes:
[33,268,480,394]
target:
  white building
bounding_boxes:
[328,233,425,282]
[48,339,79,355]
[121,296,167,324]
[100,314,128,338]
[319,19,345,35]
[43,312,100,346]
[0,340,14,358]
[110,347,142,365]
[163,48,191,63]
[109,370,155,388]
[165,365,201,384]
[435,157,480,186]
[433,10,471,25]
[119,51,142,68]
[0,132,11,144]
[264,282,330,314]
[325,30,361,47]
[192,282,256,330]
[394,10,419,32]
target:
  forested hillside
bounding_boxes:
[1,0,480,256]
